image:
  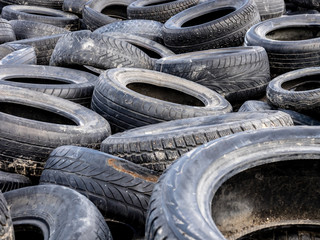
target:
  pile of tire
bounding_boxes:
[0,0,320,239]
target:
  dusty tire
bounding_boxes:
[146,126,320,239]
[4,185,113,239]
[254,0,285,20]
[91,68,232,133]
[101,111,293,171]
[0,45,36,65]
[0,171,31,192]
[0,191,14,240]
[162,0,260,53]
[1,5,79,30]
[40,145,159,234]
[0,85,111,177]
[155,46,270,103]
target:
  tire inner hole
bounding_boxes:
[126,82,205,106]
[145,0,177,7]
[266,26,320,41]
[3,77,70,85]
[182,7,236,27]
[101,5,128,19]
[281,75,320,91]
[0,102,78,125]
[14,224,44,240]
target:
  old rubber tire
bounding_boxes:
[162,0,260,53]
[0,191,14,240]
[91,68,232,133]
[254,0,285,20]
[40,145,159,234]
[0,45,36,65]
[0,85,111,177]
[0,171,31,192]
[101,111,293,171]
[0,0,63,9]
[146,126,320,239]
[62,0,89,15]
[0,18,15,43]
[4,185,113,239]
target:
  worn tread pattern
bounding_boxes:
[0,45,36,64]
[0,171,31,192]
[40,145,159,232]
[0,191,14,240]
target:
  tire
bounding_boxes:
[0,171,31,192]
[1,5,79,30]
[50,31,153,70]
[91,68,232,133]
[287,0,320,10]
[83,0,134,31]
[127,0,198,23]
[145,126,320,239]
[40,145,159,234]
[4,185,112,240]
[239,100,320,126]
[62,0,89,15]
[101,111,293,171]
[0,65,98,106]
[162,0,260,53]
[245,14,320,77]
[5,33,64,65]
[94,19,164,43]
[9,20,69,40]
[0,0,63,9]
[0,191,14,240]
[266,67,320,115]
[155,46,270,104]
[0,85,111,177]
[254,0,285,20]
[0,45,36,65]
[102,32,174,68]
[0,18,15,43]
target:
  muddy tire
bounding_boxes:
[0,191,14,240]
[4,185,112,239]
[0,45,36,65]
[101,111,293,171]
[40,145,159,235]
[254,0,285,20]
[155,46,270,103]
[0,171,31,192]
[146,126,320,239]
[0,85,111,177]
[91,68,232,133]
[162,0,260,53]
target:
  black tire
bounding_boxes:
[101,111,293,171]
[4,33,64,65]
[9,20,69,40]
[94,19,164,43]
[0,45,36,65]
[83,0,134,31]
[145,126,320,239]
[4,185,112,239]
[0,191,14,240]
[286,0,320,10]
[91,68,232,133]
[50,31,153,70]
[62,0,89,15]
[266,67,320,115]
[0,85,111,177]
[254,0,285,20]
[0,18,15,43]
[162,0,260,53]
[245,14,320,76]
[155,46,270,104]
[238,100,320,126]
[0,65,98,106]
[40,145,159,234]
[102,32,174,68]
[1,5,79,30]
[0,0,63,9]
[127,0,198,23]
[0,171,31,192]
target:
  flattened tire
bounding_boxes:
[4,185,113,240]
[0,85,111,177]
[91,68,232,132]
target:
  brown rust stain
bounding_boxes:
[108,158,158,183]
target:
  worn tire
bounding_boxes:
[94,19,164,43]
[1,5,79,30]
[0,18,15,43]
[4,185,113,239]
[162,0,260,53]
[0,45,36,65]
[127,0,198,23]
[0,0,63,9]
[254,0,285,20]
[155,46,270,103]
[245,14,320,76]
[40,145,159,234]
[286,0,320,10]
[91,68,232,133]
[62,0,89,15]
[0,171,31,192]
[146,126,320,239]
[0,85,111,177]
[0,64,97,106]
[101,111,293,171]
[0,191,14,240]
